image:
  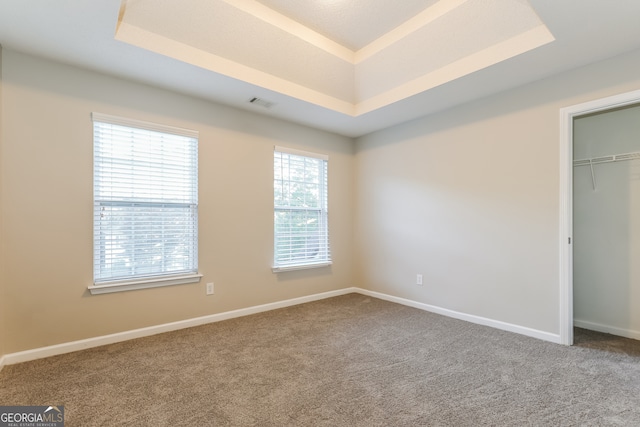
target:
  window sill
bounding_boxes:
[272,261,332,273]
[88,273,203,295]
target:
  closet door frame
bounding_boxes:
[559,88,640,345]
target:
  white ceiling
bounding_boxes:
[0,0,640,137]
[253,0,441,51]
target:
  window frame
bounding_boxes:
[272,146,331,273]
[88,113,201,295]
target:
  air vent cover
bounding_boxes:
[249,97,275,109]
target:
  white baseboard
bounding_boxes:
[574,319,640,340]
[1,286,562,366]
[357,289,562,344]
[2,287,357,366]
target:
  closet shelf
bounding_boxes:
[573,150,640,190]
[574,151,640,166]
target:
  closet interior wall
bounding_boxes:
[573,103,640,339]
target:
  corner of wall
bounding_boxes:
[0,43,6,367]
[0,50,359,354]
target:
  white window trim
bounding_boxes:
[88,273,203,295]
[271,261,332,273]
[272,146,330,273]
[274,145,329,161]
[90,112,200,293]
[91,112,199,138]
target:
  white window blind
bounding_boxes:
[92,113,198,285]
[273,146,330,271]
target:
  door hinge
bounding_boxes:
[568,237,572,244]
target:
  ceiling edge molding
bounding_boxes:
[354,0,469,64]
[115,21,356,116]
[355,24,555,115]
[220,0,354,63]
[224,0,471,66]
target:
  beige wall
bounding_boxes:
[4,43,640,357]
[354,48,640,336]
[573,104,640,337]
[1,49,354,354]
[0,44,5,360]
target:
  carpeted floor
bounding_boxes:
[1,293,640,426]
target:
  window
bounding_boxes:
[273,146,331,271]
[90,113,200,294]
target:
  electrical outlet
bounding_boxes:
[206,282,214,295]
[416,274,423,286]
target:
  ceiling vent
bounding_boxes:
[248,97,275,109]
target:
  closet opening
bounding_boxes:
[560,89,640,345]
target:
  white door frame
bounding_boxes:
[559,88,640,345]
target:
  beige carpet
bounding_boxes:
[2,293,640,426]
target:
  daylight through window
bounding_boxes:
[273,146,330,271]
[92,113,199,286]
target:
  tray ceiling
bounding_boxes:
[116,0,554,116]
[2,0,640,136]
[254,0,442,51]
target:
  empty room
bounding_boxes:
[2,0,640,425]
